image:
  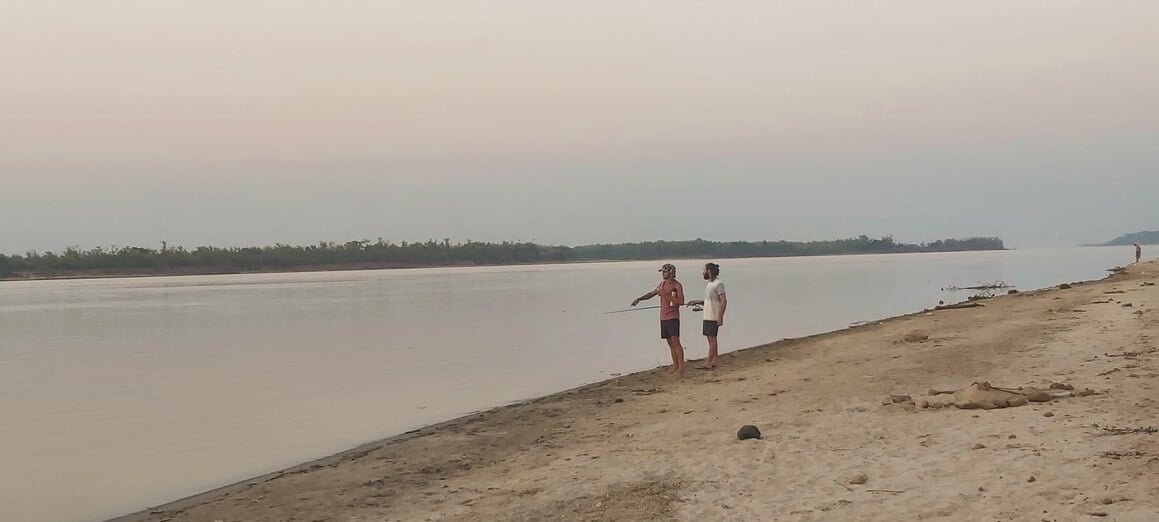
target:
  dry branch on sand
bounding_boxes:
[887,381,1093,410]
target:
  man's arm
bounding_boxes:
[632,286,661,306]
[717,293,727,326]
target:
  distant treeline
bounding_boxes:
[1099,230,1159,246]
[0,236,1005,279]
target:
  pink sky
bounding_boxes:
[3,1,1158,250]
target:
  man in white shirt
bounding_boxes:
[687,262,727,369]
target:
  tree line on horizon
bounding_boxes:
[0,235,1005,279]
[1100,230,1159,246]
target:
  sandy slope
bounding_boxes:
[116,262,1159,522]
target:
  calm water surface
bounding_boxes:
[0,247,1136,521]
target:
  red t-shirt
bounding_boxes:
[658,279,682,320]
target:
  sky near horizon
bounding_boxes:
[4,1,1158,254]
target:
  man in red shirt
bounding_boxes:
[632,263,686,375]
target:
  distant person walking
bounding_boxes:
[632,263,686,375]
[687,263,727,370]
[1136,243,1143,264]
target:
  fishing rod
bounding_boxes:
[603,304,702,315]
[603,305,659,314]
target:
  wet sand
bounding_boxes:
[116,262,1159,521]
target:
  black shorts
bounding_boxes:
[660,319,680,339]
[703,320,719,337]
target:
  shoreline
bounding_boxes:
[4,248,1010,283]
[110,261,1157,521]
[110,305,942,521]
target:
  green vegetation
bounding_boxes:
[0,235,1004,279]
[1099,231,1159,246]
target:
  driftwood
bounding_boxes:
[912,382,1072,410]
[942,281,1012,291]
[1095,424,1158,435]
[1100,450,1146,459]
[934,302,984,311]
[1105,348,1157,358]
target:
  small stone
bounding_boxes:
[1059,283,1072,289]
[917,400,930,409]
[1049,383,1074,391]
[1027,475,1036,483]
[890,394,913,403]
[1009,435,1017,439]
[737,425,762,440]
[972,443,986,450]
[1090,512,1108,517]
[613,398,624,403]
[1008,289,1020,295]
[848,473,869,485]
[1101,497,1115,505]
[1044,411,1055,417]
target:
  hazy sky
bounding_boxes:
[4,1,1157,254]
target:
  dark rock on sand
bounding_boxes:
[737,425,762,440]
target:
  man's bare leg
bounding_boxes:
[705,336,719,368]
[667,336,685,375]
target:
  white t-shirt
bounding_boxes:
[703,279,726,321]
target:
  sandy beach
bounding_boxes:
[116,261,1159,522]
